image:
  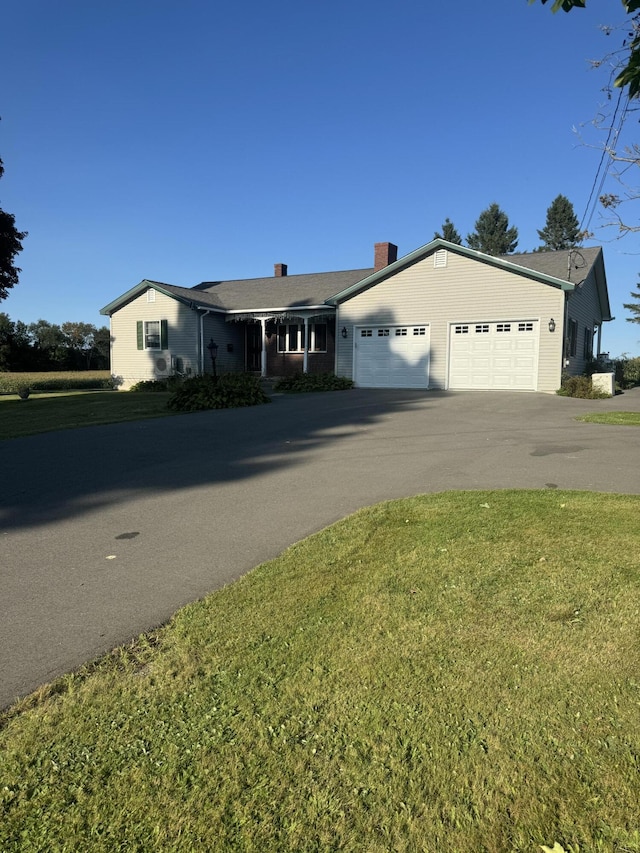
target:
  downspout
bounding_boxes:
[303,316,309,374]
[562,291,570,370]
[199,309,212,373]
[260,317,267,377]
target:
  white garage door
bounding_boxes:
[448,321,538,390]
[354,325,430,388]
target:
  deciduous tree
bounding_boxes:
[0,157,27,301]
[530,1,640,96]
[467,203,519,255]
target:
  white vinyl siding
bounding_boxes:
[336,251,565,393]
[563,265,604,375]
[109,290,243,389]
[110,291,199,389]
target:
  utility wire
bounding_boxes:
[579,87,630,234]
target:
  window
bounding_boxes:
[137,320,167,350]
[475,324,489,334]
[496,323,511,333]
[378,328,390,337]
[145,321,160,349]
[313,323,327,352]
[454,325,469,334]
[395,328,407,336]
[583,326,593,359]
[518,322,533,332]
[277,323,327,353]
[361,329,372,337]
[568,319,578,357]
[413,327,426,336]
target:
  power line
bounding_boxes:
[579,87,630,234]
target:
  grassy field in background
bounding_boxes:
[0,370,111,392]
[577,411,640,426]
[2,490,639,852]
[0,391,176,439]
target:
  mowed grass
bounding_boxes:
[577,411,640,426]
[0,391,176,439]
[2,491,640,852]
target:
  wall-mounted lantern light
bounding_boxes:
[341,326,348,339]
[548,318,556,333]
[207,338,218,380]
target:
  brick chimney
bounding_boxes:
[274,263,288,277]
[374,242,398,271]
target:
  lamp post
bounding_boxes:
[207,338,218,381]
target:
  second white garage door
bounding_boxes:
[354,325,430,388]
[448,321,538,390]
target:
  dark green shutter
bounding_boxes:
[160,320,168,350]
[136,321,143,350]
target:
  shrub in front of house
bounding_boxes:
[167,373,270,412]
[273,372,354,393]
[613,356,640,389]
[129,377,183,392]
[557,374,611,399]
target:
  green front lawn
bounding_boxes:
[577,411,640,426]
[0,391,176,439]
[2,490,639,852]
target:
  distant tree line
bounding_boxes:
[0,314,110,371]
[434,195,582,256]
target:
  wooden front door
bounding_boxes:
[246,324,262,371]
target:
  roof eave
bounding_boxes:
[224,304,334,314]
[100,280,225,316]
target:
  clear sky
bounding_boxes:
[2,0,639,356]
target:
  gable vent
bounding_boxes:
[434,249,447,269]
[147,289,156,302]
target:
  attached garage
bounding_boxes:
[448,320,539,390]
[354,324,430,388]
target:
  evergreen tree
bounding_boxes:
[623,279,640,324]
[434,218,462,244]
[537,194,580,251]
[466,203,518,255]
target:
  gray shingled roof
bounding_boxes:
[186,248,600,311]
[191,269,374,311]
[101,244,605,317]
[501,246,601,284]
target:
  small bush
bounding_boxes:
[557,374,610,399]
[129,377,183,392]
[167,373,270,412]
[273,372,354,393]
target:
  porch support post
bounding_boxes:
[303,316,309,374]
[260,317,267,377]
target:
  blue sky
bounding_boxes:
[2,0,639,356]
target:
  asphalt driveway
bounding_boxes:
[2,387,640,709]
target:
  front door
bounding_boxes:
[246,324,262,371]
